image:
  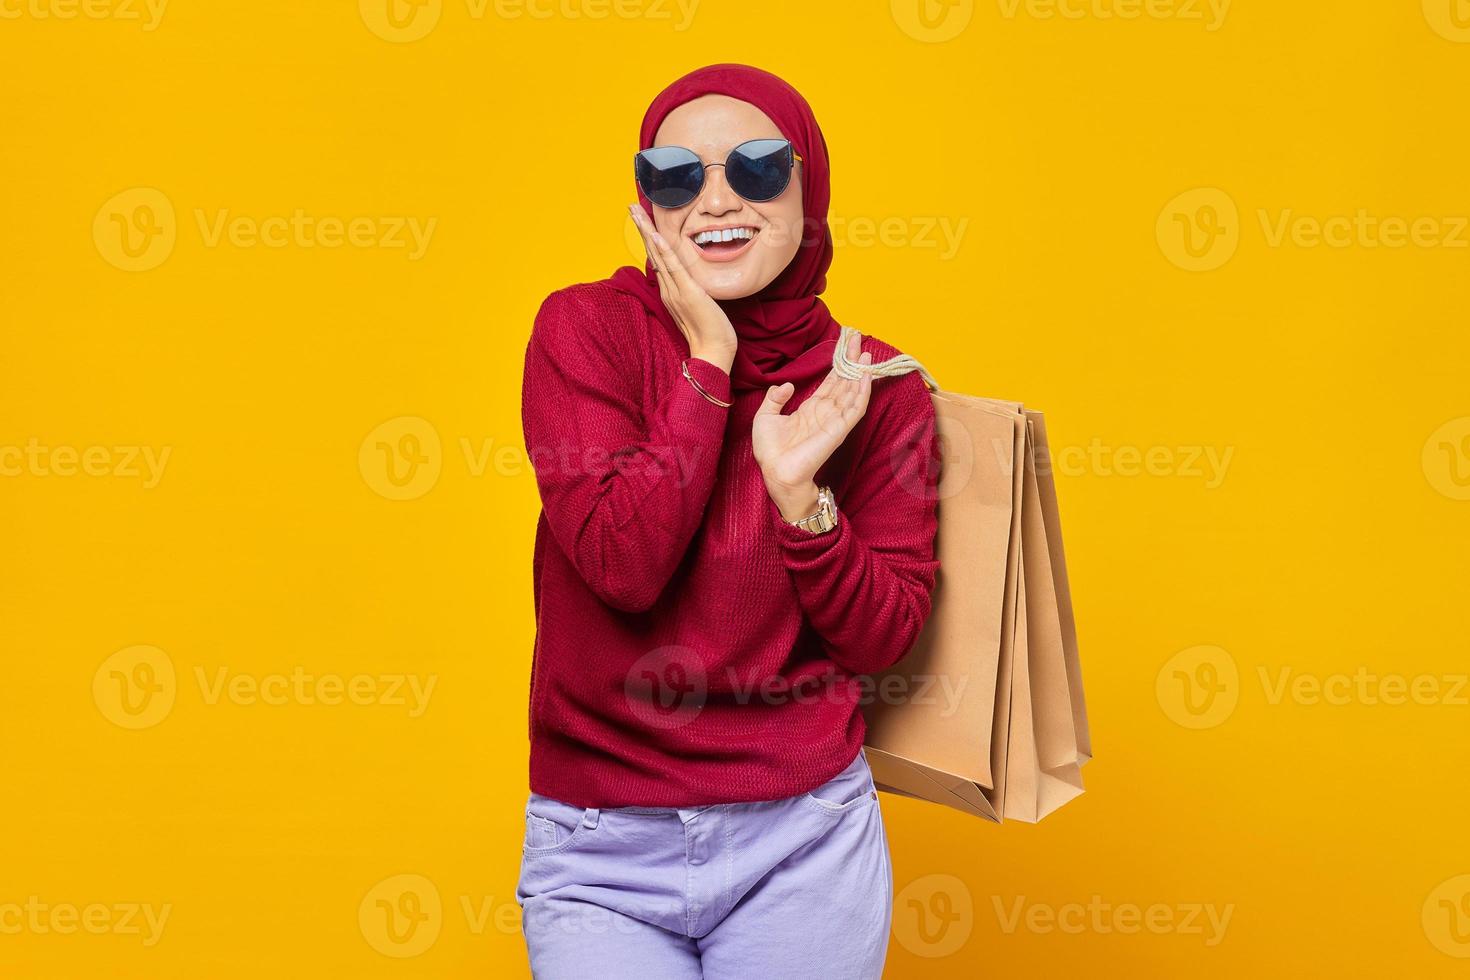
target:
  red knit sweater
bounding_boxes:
[521,282,941,808]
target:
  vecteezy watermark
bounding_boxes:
[93,188,436,272]
[1423,0,1470,43]
[92,646,437,729]
[194,666,436,717]
[1256,209,1470,250]
[194,209,435,258]
[892,874,975,957]
[623,647,972,731]
[1423,416,1470,501]
[1423,874,1470,958]
[358,416,711,501]
[1158,645,1470,730]
[0,440,171,488]
[995,0,1229,30]
[726,668,971,715]
[1158,187,1470,271]
[358,0,700,43]
[1047,439,1234,488]
[891,0,1227,42]
[828,214,970,259]
[1258,666,1470,708]
[0,0,168,30]
[0,898,172,947]
[992,895,1234,946]
[622,213,971,266]
[358,872,683,956]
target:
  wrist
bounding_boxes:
[689,345,735,374]
[768,480,821,523]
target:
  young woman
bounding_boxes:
[517,63,941,979]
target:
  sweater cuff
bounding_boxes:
[767,492,846,556]
[682,357,732,406]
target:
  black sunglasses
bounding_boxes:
[634,138,802,209]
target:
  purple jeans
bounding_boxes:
[515,747,892,978]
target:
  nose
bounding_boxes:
[695,164,739,216]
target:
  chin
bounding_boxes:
[702,279,761,301]
[692,260,780,301]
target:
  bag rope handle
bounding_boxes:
[831,324,941,392]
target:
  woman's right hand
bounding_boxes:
[630,204,738,374]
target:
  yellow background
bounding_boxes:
[3,0,1469,976]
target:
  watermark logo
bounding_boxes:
[360,416,443,501]
[1422,417,1470,501]
[359,874,442,957]
[1423,0,1470,42]
[359,0,442,41]
[94,187,176,272]
[624,212,648,265]
[891,0,974,42]
[93,645,176,730]
[1424,875,1470,957]
[1156,644,1238,729]
[624,645,707,730]
[1157,187,1239,272]
[893,874,973,957]
[891,413,967,502]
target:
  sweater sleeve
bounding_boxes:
[522,286,731,613]
[766,370,941,675]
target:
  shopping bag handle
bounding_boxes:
[831,325,941,392]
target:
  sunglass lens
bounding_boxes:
[726,140,794,203]
[635,146,703,209]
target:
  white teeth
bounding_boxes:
[694,227,756,245]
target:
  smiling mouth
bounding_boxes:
[690,226,758,260]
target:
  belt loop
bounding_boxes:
[581,807,600,830]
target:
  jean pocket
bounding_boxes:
[522,792,595,856]
[802,752,879,814]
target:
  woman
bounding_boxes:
[517,63,941,979]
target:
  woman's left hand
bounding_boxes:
[753,331,873,521]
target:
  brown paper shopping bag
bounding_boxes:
[839,329,1091,823]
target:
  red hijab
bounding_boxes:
[606,64,841,392]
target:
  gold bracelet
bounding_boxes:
[682,361,733,408]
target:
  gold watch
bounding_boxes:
[788,485,838,535]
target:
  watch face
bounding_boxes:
[816,487,836,530]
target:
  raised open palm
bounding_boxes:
[752,331,873,493]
